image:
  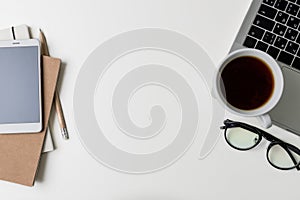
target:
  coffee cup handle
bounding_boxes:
[257,114,272,129]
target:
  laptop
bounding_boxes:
[231,0,300,135]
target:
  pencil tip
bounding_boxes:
[61,128,69,140]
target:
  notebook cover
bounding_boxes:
[0,56,60,186]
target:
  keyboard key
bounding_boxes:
[275,11,289,24]
[285,28,298,40]
[286,41,299,54]
[274,23,287,35]
[274,36,288,48]
[254,15,275,31]
[267,46,281,58]
[287,16,300,28]
[248,26,265,39]
[286,3,300,15]
[263,31,277,44]
[259,4,278,19]
[256,41,269,51]
[275,0,289,10]
[244,36,257,48]
[278,51,294,64]
[263,0,276,6]
[292,57,300,69]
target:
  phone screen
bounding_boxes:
[0,46,40,124]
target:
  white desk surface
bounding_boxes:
[1,0,299,199]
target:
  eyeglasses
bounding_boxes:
[221,119,300,171]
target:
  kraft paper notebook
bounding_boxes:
[0,56,60,186]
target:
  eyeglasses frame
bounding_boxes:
[221,119,300,171]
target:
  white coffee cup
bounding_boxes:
[213,49,284,128]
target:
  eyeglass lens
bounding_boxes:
[225,127,259,150]
[267,144,300,169]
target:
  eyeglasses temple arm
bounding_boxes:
[220,126,226,129]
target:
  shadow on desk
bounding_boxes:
[35,153,49,183]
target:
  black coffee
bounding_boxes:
[220,56,274,110]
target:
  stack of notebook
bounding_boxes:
[0,25,61,186]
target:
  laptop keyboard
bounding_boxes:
[243,0,300,70]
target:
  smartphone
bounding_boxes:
[0,39,42,133]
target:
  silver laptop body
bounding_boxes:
[231,0,300,136]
